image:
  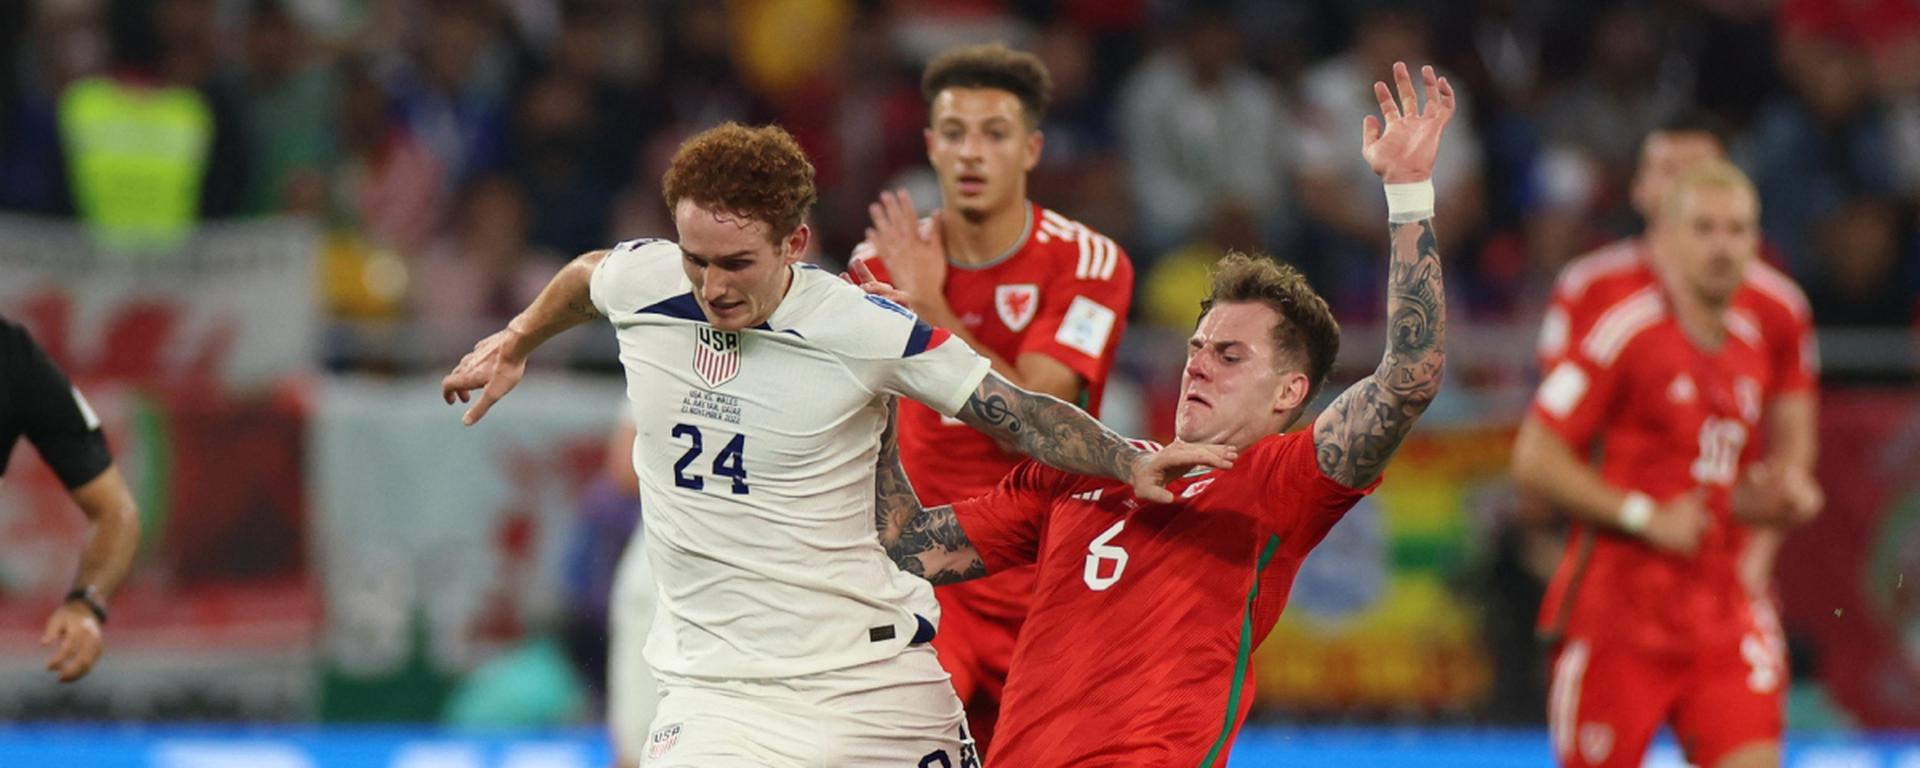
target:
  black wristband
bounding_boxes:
[64,587,107,624]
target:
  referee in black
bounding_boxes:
[1,314,139,682]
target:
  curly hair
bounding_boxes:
[922,43,1053,127]
[1199,251,1342,405]
[662,122,818,243]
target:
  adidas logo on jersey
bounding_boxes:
[1181,478,1217,499]
[1070,488,1104,503]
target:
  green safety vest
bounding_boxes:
[58,76,213,250]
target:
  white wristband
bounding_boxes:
[1617,492,1654,534]
[1384,180,1435,223]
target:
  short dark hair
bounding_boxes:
[921,43,1053,128]
[1198,251,1342,407]
[662,122,818,243]
[1647,108,1731,154]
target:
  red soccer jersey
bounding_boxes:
[952,431,1376,766]
[1536,237,1817,398]
[853,204,1133,618]
[1530,278,1783,654]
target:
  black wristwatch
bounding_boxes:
[64,586,108,624]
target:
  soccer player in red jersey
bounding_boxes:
[848,43,1134,750]
[1513,161,1813,768]
[866,62,1454,765]
[1535,115,1821,603]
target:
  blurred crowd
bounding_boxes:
[4,0,1919,369]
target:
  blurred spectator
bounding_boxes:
[334,60,444,258]
[1539,4,1691,231]
[159,0,248,219]
[412,174,556,362]
[1118,6,1297,256]
[233,0,336,216]
[58,0,216,249]
[1140,202,1262,335]
[1744,39,1897,277]
[0,1,93,216]
[1297,4,1485,316]
[778,10,923,257]
[386,0,510,192]
[512,72,616,256]
[1804,198,1914,327]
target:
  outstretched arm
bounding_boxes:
[1312,62,1453,489]
[873,400,987,585]
[441,249,609,424]
[956,372,1238,503]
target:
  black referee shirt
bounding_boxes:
[0,315,112,489]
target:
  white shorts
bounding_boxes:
[608,528,660,766]
[641,644,976,767]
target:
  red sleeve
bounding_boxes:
[1529,338,1624,451]
[1259,432,1380,557]
[1764,303,1818,396]
[952,460,1065,572]
[1018,242,1133,386]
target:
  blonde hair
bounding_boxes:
[1659,160,1759,222]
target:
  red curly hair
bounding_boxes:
[662,122,818,243]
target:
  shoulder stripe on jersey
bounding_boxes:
[1095,234,1120,280]
[1556,240,1640,299]
[1745,262,1812,319]
[1198,534,1284,768]
[1075,230,1093,279]
[1727,309,1763,348]
[1580,287,1664,367]
[903,321,950,357]
[1041,208,1074,230]
[637,293,706,322]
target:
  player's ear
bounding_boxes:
[781,224,811,264]
[924,126,938,161]
[1269,371,1310,415]
[1024,128,1044,172]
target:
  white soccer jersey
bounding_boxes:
[590,238,992,679]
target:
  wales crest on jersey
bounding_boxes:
[693,326,740,387]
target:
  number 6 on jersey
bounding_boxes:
[1083,520,1128,591]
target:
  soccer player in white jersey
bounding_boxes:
[441,122,1227,767]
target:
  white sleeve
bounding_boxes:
[818,286,992,416]
[590,238,679,316]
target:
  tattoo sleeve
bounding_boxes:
[873,399,987,585]
[1312,217,1447,488]
[956,372,1143,483]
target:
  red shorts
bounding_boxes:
[1548,604,1785,767]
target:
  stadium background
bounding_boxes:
[1,0,1918,764]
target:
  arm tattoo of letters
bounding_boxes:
[1313,218,1447,487]
[960,372,1141,482]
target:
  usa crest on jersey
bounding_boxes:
[693,327,740,387]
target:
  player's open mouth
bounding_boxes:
[1184,393,1210,408]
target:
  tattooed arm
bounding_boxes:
[955,372,1145,484]
[1311,61,1455,488]
[873,399,988,585]
[1311,218,1446,487]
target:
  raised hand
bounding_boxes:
[1130,441,1238,504]
[864,189,947,308]
[1362,62,1455,184]
[441,328,529,426]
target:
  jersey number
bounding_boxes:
[671,424,749,494]
[1690,417,1747,487]
[1083,520,1129,591]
